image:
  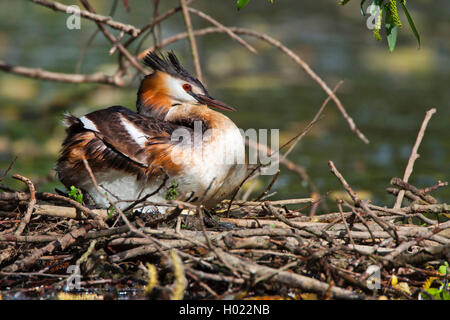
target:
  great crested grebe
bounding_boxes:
[56,52,247,213]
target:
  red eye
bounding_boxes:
[182,83,191,91]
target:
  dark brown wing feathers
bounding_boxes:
[56,106,184,188]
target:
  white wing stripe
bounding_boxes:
[80,116,99,132]
[120,116,149,147]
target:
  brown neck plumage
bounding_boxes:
[136,71,172,119]
[136,72,232,133]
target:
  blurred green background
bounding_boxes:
[0,0,448,209]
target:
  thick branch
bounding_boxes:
[0,60,122,86]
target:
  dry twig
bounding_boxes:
[394,108,436,209]
[180,0,203,82]
[12,175,36,236]
[31,0,140,36]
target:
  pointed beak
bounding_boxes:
[193,94,236,112]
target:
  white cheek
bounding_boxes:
[166,77,196,102]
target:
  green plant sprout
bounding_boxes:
[165,180,179,200]
[107,206,115,219]
[68,185,83,204]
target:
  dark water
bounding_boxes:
[0,0,448,210]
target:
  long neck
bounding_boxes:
[165,105,236,133]
[165,105,246,169]
[136,71,172,119]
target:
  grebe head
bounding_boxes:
[137,51,235,118]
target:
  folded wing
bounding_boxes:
[57,106,184,188]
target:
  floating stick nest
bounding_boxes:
[0,156,448,300]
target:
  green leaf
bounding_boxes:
[165,180,179,200]
[424,287,441,298]
[442,290,450,300]
[385,6,398,52]
[107,207,115,219]
[360,0,367,15]
[400,1,420,48]
[438,264,448,275]
[68,185,83,204]
[237,0,250,11]
[387,25,398,52]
